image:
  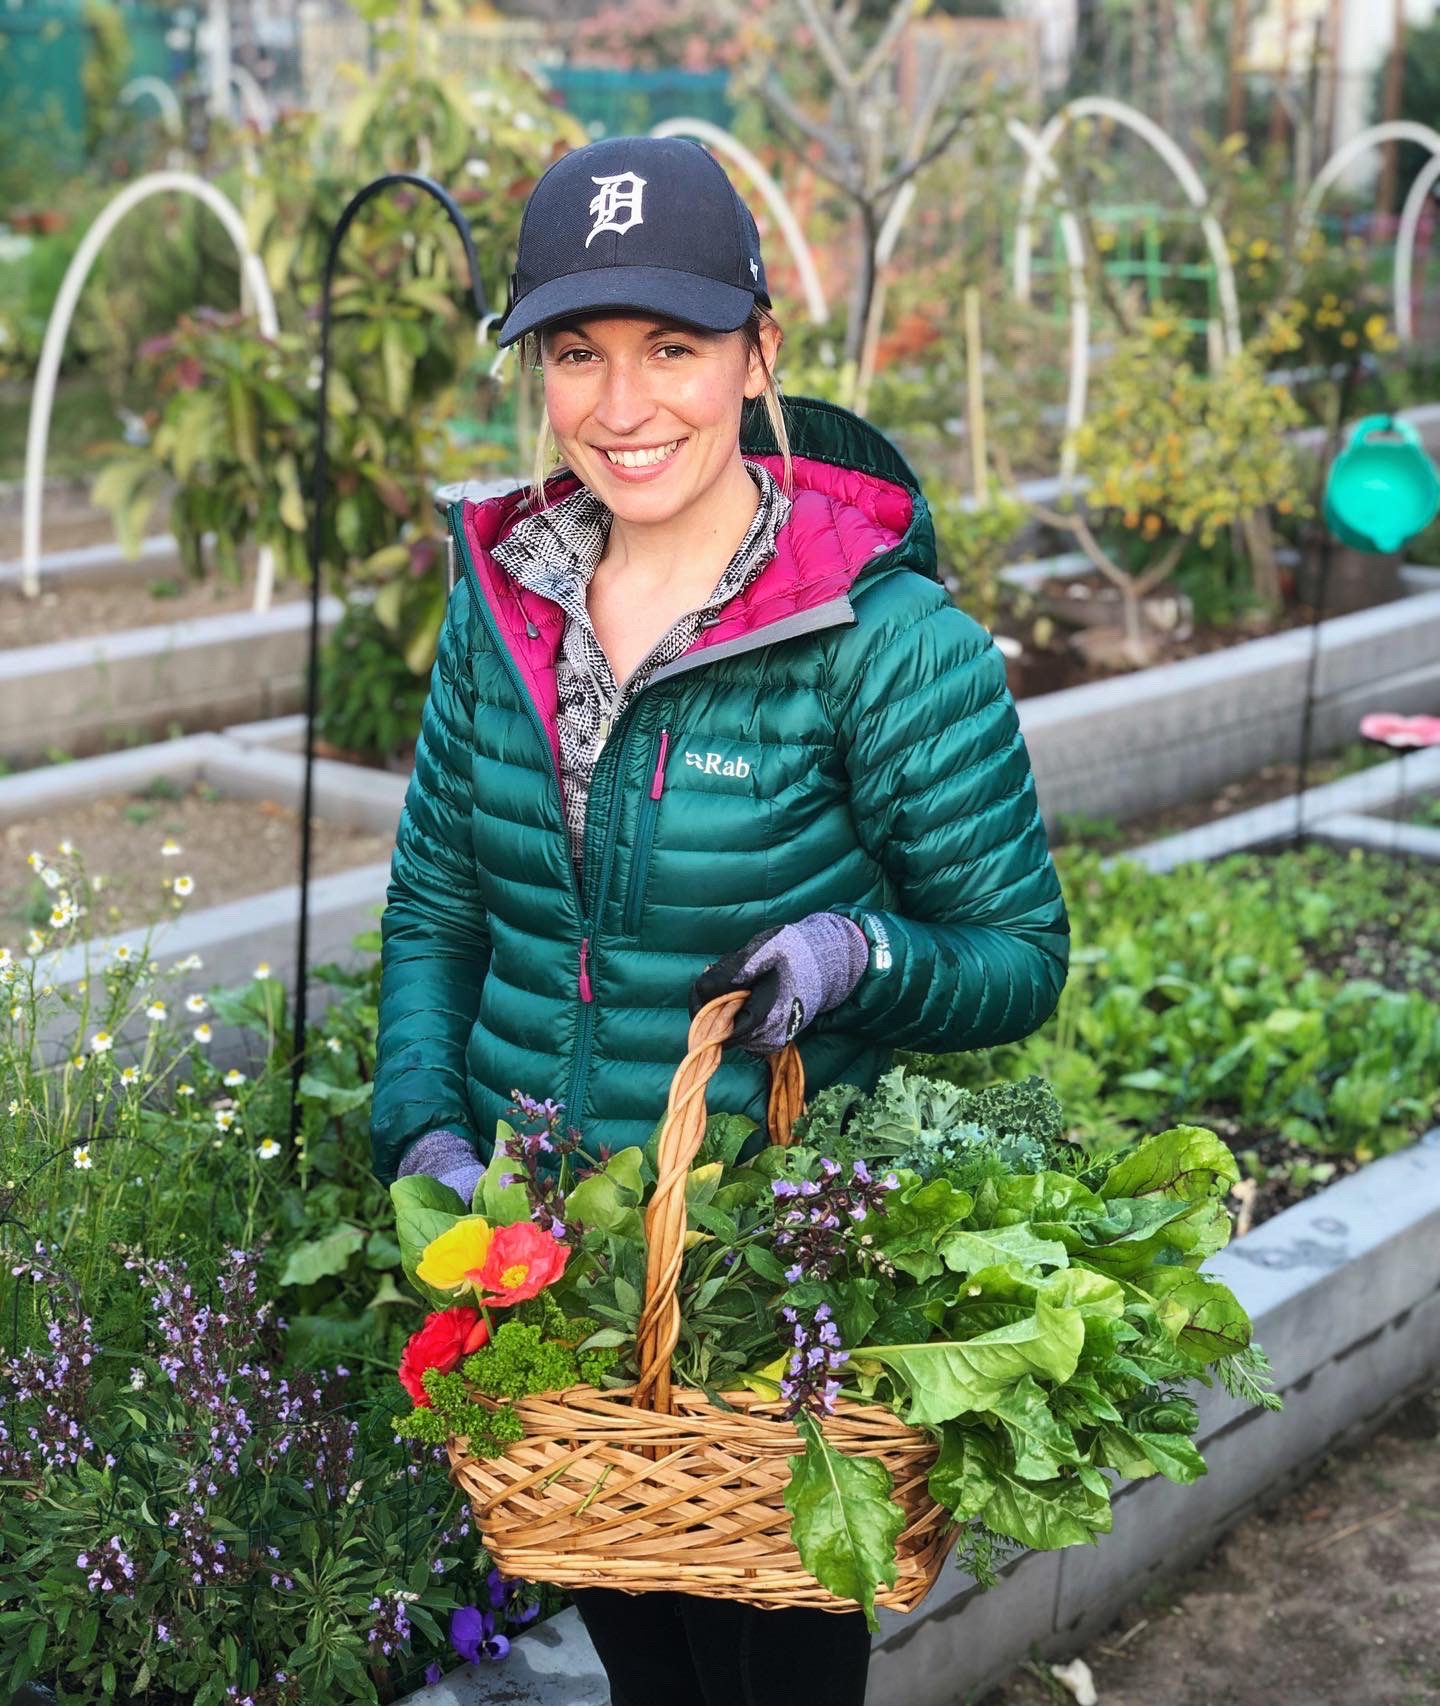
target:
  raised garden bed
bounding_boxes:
[0,590,343,767]
[0,727,402,1064]
[1,773,393,939]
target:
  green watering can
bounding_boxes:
[1323,413,1440,554]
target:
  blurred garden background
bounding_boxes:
[3,1,1440,1702]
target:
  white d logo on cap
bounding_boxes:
[586,173,647,248]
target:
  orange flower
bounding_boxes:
[476,1221,569,1307]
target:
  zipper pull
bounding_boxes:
[650,727,670,800]
[578,935,593,1003]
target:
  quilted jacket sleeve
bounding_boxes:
[370,575,492,1185]
[815,595,1068,1054]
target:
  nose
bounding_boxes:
[592,355,657,438]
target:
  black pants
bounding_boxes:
[571,1586,872,1706]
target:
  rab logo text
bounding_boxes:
[684,749,752,779]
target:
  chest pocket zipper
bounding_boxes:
[624,723,670,935]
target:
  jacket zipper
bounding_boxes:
[623,724,670,935]
[450,501,859,1146]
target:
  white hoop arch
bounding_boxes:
[1007,118,1090,487]
[1294,122,1440,347]
[1013,95,1242,358]
[22,173,282,608]
[1397,151,1440,344]
[119,77,183,136]
[647,117,830,327]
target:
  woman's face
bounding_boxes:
[540,313,781,527]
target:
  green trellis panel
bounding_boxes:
[544,67,733,139]
[1008,201,1220,335]
[0,0,180,161]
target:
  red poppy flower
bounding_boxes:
[476,1221,569,1308]
[398,1306,490,1407]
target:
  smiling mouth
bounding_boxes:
[601,438,685,468]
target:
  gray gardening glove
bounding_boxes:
[397,1128,484,1209]
[687,912,870,1055]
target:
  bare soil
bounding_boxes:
[1004,552,1408,701]
[0,569,300,649]
[1048,747,1392,854]
[1,779,396,938]
[973,1386,1440,1706]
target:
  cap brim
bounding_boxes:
[494,266,757,347]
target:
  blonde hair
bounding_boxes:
[521,305,793,511]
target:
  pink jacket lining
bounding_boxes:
[459,452,914,781]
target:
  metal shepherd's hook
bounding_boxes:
[288,173,491,1143]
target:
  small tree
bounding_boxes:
[1009,309,1306,666]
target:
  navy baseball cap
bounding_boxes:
[494,135,771,348]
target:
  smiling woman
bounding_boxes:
[372,132,1068,1705]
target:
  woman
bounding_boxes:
[371,135,1069,1706]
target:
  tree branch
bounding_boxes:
[855,0,921,91]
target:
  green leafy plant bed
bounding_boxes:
[393,1091,1280,1627]
[921,842,1440,1228]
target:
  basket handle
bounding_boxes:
[631,991,805,1415]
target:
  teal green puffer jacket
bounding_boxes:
[370,397,1068,1184]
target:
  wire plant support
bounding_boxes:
[286,173,490,1145]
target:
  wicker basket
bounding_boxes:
[445,991,960,1611]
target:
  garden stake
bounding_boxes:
[289,174,491,1144]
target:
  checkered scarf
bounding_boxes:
[491,459,791,879]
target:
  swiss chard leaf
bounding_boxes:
[783,1411,904,1631]
[865,1297,1085,1426]
[389,1175,466,1309]
[1098,1125,1239,1203]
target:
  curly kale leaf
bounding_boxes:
[791,1066,1064,1180]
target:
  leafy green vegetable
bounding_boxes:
[784,1412,905,1632]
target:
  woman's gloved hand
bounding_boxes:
[397,1128,484,1209]
[687,912,870,1055]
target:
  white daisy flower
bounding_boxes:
[26,851,45,870]
[6,1099,18,1116]
[0,968,12,988]
[256,1138,281,1161]
[171,875,194,898]
[145,1001,167,1022]
[120,1065,141,1087]
[9,1004,19,1022]
[90,1030,114,1055]
[27,930,45,955]
[325,1036,343,1055]
[223,1069,246,1087]
[70,1054,85,1070]
[49,905,72,928]
[75,978,86,993]
[253,961,271,979]
[160,837,182,857]
[113,944,133,962]
[72,1145,93,1170]
[0,948,10,966]
[177,1082,195,1098]
[58,839,75,856]
[39,866,63,890]
[193,1023,212,1045]
[185,993,208,1015]
[214,1108,236,1131]
[171,952,203,973]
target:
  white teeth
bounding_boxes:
[604,440,682,468]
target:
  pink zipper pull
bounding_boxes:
[578,936,593,1003]
[650,728,670,800]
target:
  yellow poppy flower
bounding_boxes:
[417,1217,495,1296]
